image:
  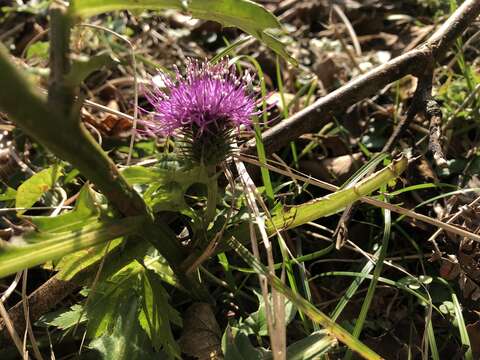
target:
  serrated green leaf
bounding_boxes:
[19,185,124,280]
[27,185,100,232]
[139,269,181,358]
[86,261,142,337]
[89,294,157,360]
[69,0,295,64]
[123,164,208,212]
[122,164,208,186]
[37,304,87,330]
[15,165,62,214]
[143,255,177,292]
[55,238,123,280]
[85,259,180,357]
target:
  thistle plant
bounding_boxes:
[0,0,428,357]
[145,59,257,167]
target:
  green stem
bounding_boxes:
[0,217,144,279]
[267,156,407,232]
[204,166,218,225]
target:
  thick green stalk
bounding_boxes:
[205,166,219,225]
[48,3,75,118]
[267,156,407,232]
[0,217,144,279]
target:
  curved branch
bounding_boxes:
[244,0,480,155]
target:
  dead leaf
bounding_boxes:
[300,152,363,184]
[178,302,223,360]
[466,320,480,358]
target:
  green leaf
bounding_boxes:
[138,269,182,358]
[65,54,117,87]
[89,293,156,360]
[123,164,208,212]
[222,326,264,360]
[37,304,87,330]
[122,164,208,186]
[268,156,407,232]
[283,331,336,360]
[69,0,295,64]
[22,185,124,280]
[27,185,100,232]
[239,290,296,336]
[15,165,62,214]
[26,41,50,60]
[86,261,143,338]
[0,187,16,201]
[0,216,144,279]
[55,238,124,280]
[85,260,180,357]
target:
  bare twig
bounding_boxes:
[234,155,287,360]
[332,4,362,57]
[21,271,43,360]
[0,300,25,358]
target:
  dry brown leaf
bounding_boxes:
[178,302,223,360]
[300,152,363,184]
[466,320,480,358]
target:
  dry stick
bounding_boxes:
[0,301,25,358]
[0,276,78,348]
[382,66,447,167]
[234,156,287,360]
[244,0,480,155]
[427,196,480,246]
[21,270,43,360]
[236,154,480,242]
[332,4,362,56]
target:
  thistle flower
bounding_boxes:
[144,59,257,165]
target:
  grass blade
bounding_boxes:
[227,236,382,360]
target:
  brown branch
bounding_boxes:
[243,0,480,155]
[1,277,78,346]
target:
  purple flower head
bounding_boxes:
[145,59,257,137]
